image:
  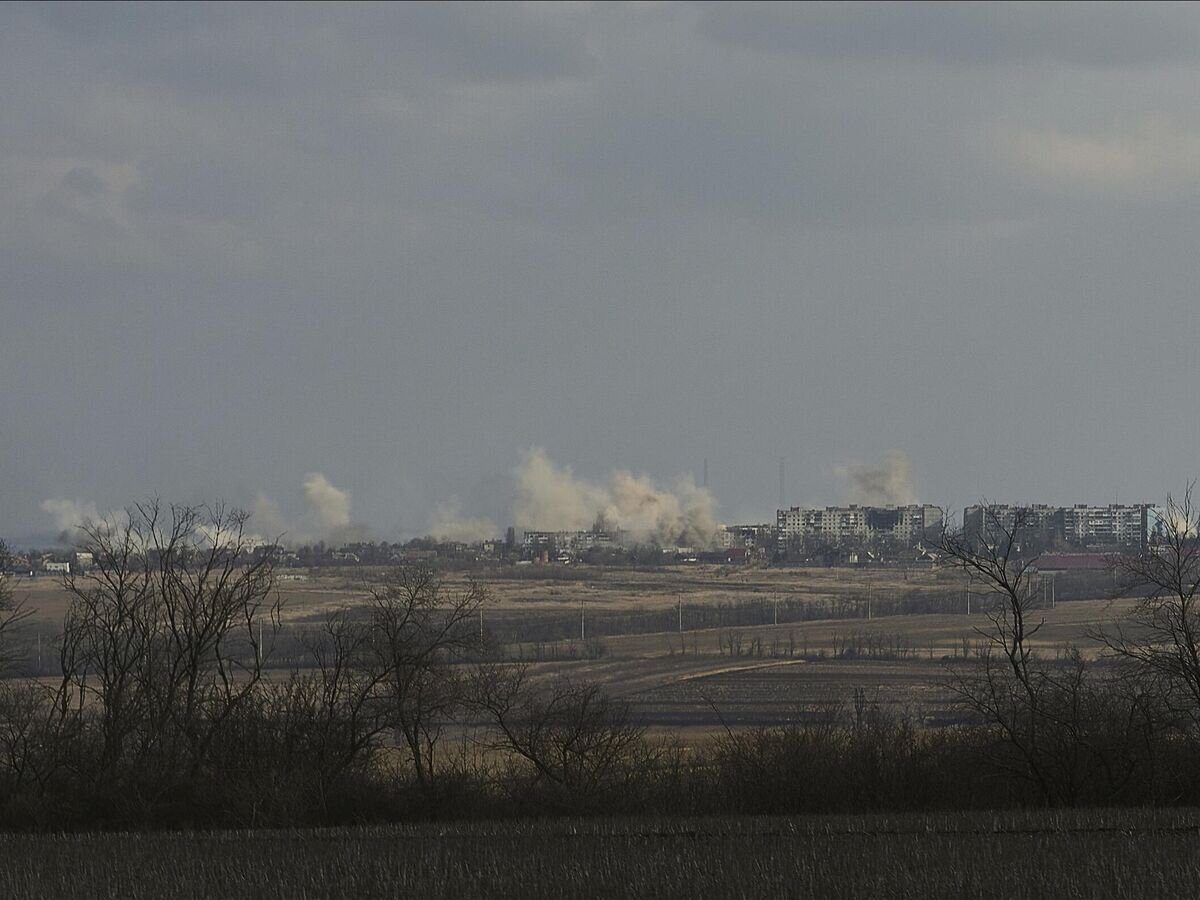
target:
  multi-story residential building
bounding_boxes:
[963,503,1160,549]
[521,529,625,557]
[1059,504,1154,546]
[775,504,943,552]
[720,524,775,551]
[962,504,1059,547]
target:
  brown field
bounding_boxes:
[11,564,1134,736]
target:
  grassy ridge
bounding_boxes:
[6,810,1200,899]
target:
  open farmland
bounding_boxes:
[11,564,1134,736]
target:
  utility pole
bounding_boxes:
[678,591,683,633]
[480,604,485,641]
[580,597,585,642]
[773,594,778,627]
[966,574,971,616]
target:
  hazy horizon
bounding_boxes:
[4,2,1200,544]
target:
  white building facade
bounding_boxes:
[776,504,943,551]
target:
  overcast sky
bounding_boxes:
[4,1,1200,541]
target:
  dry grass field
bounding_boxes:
[10,563,1133,736]
[4,809,1200,899]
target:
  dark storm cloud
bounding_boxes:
[3,2,1200,541]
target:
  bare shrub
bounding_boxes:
[473,665,654,812]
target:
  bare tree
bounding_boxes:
[939,504,1164,804]
[0,541,31,671]
[940,503,1043,678]
[938,505,1062,800]
[144,503,281,783]
[59,502,281,801]
[1099,487,1200,730]
[276,608,393,814]
[365,565,485,786]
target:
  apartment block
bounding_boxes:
[963,503,1159,548]
[776,504,943,551]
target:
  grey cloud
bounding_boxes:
[26,2,594,95]
[61,166,106,196]
[345,3,596,84]
[696,2,1200,68]
[125,154,285,224]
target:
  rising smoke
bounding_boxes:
[510,447,720,548]
[428,498,499,544]
[41,472,361,548]
[302,473,351,534]
[254,472,363,545]
[510,447,609,533]
[835,450,917,506]
[40,498,102,540]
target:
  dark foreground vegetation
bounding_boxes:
[3,497,1200,832]
[6,810,1200,899]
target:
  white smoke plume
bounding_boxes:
[41,472,361,549]
[1155,500,1197,538]
[428,498,498,544]
[258,472,363,546]
[251,492,290,541]
[512,447,720,548]
[40,498,232,551]
[302,473,351,533]
[835,450,917,506]
[40,498,101,537]
[512,448,610,533]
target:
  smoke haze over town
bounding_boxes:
[4,2,1200,540]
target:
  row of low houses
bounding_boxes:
[518,526,772,564]
[2,551,93,576]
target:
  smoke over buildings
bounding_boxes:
[251,492,290,541]
[39,498,103,542]
[41,472,362,548]
[255,472,364,545]
[428,498,499,544]
[835,451,917,507]
[511,447,720,548]
[302,473,351,534]
[511,448,610,534]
